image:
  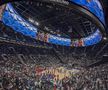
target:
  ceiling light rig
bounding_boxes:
[103,37,107,41]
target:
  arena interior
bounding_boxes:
[0,0,108,90]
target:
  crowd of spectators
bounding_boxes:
[0,44,107,90]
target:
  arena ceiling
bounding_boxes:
[0,0,108,61]
[101,0,108,27]
[1,0,107,47]
[12,1,97,39]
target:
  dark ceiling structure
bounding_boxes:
[100,0,108,27]
[12,1,98,39]
[0,0,108,62]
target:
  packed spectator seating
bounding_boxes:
[0,20,107,90]
[0,44,59,90]
[0,43,107,90]
[0,1,107,90]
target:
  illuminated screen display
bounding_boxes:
[1,3,103,47]
[2,4,37,38]
[70,0,105,25]
[0,0,105,25]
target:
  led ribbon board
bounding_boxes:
[0,0,105,47]
[70,0,105,25]
[2,4,37,38]
[0,0,105,25]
